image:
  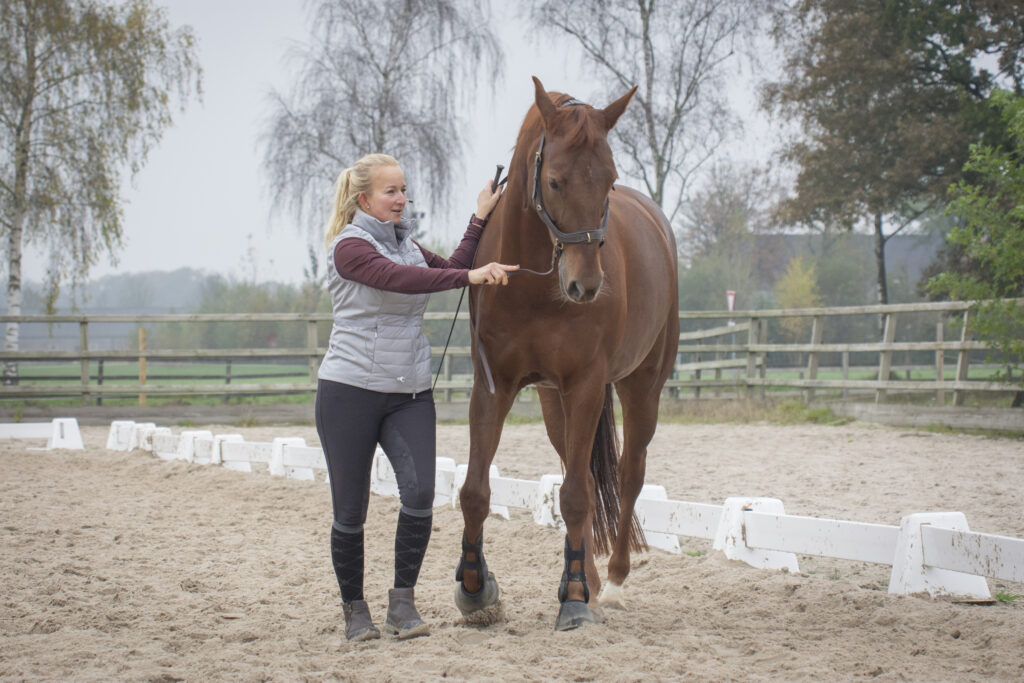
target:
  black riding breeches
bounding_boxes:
[315,379,437,529]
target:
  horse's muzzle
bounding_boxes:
[565,278,602,303]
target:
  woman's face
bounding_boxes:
[360,165,407,223]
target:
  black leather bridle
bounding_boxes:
[529,96,611,266]
[531,131,610,253]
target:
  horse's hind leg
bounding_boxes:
[601,349,673,608]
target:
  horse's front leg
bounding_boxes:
[455,376,515,615]
[554,381,606,631]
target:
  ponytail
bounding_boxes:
[324,153,400,251]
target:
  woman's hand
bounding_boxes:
[468,262,519,286]
[475,179,503,220]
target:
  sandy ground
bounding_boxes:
[2,421,1023,681]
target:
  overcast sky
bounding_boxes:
[21,0,773,286]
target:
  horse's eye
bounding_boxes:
[548,179,560,191]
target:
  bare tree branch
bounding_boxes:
[527,0,756,230]
[261,0,504,241]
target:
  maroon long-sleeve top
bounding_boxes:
[334,217,485,294]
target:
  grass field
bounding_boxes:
[0,360,1017,411]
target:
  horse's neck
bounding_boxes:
[492,202,547,268]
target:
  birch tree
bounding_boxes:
[528,0,759,225]
[261,0,503,240]
[0,0,200,380]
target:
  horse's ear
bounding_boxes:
[532,76,557,128]
[602,85,638,130]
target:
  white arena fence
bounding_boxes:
[105,420,1024,601]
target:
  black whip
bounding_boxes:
[432,164,504,392]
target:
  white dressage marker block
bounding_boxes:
[452,463,510,518]
[269,437,307,477]
[637,485,681,554]
[210,434,244,465]
[46,418,84,450]
[193,437,214,465]
[151,429,176,460]
[177,430,213,463]
[434,457,457,507]
[712,497,799,572]
[128,423,157,451]
[534,474,564,529]
[135,425,161,452]
[452,464,467,508]
[889,512,991,600]
[106,421,136,450]
[370,448,398,497]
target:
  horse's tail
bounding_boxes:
[590,384,647,556]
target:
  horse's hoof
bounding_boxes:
[597,582,626,609]
[455,571,500,615]
[554,600,597,631]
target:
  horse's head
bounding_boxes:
[530,77,636,304]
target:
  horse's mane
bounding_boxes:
[508,91,607,211]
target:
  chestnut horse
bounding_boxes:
[455,78,679,630]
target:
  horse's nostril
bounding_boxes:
[567,282,582,300]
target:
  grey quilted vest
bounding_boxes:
[317,211,432,394]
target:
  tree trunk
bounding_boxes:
[4,223,23,385]
[5,32,37,385]
[873,211,888,305]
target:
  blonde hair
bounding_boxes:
[324,153,400,250]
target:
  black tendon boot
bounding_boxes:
[331,524,379,641]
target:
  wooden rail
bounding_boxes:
[1,300,1020,405]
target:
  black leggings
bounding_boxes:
[315,379,437,530]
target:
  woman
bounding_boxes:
[316,153,516,642]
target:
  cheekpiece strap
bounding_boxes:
[531,131,610,246]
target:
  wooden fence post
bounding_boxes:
[758,318,767,400]
[224,358,232,404]
[443,354,453,401]
[745,317,759,400]
[713,348,722,398]
[953,309,970,407]
[79,321,90,406]
[805,315,823,403]
[875,313,896,404]
[307,319,319,395]
[97,359,104,406]
[936,320,945,406]
[138,327,146,407]
[693,351,702,399]
[842,351,850,399]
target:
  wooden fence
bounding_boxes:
[0,300,1020,405]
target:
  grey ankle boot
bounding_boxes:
[384,587,430,639]
[342,599,380,642]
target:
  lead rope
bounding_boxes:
[434,163,564,393]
